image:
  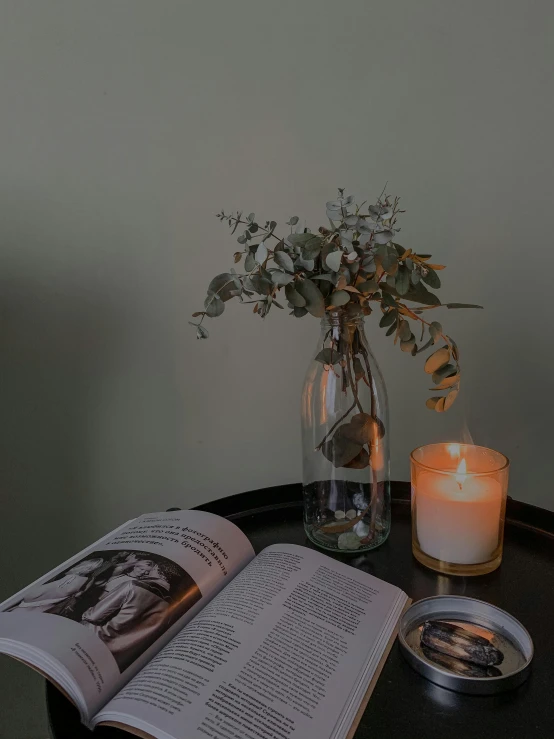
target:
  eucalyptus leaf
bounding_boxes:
[292,306,308,318]
[343,448,370,470]
[287,216,299,225]
[446,303,484,309]
[429,321,443,343]
[398,320,411,341]
[426,397,443,410]
[432,364,457,383]
[285,282,306,307]
[329,289,351,307]
[341,413,385,445]
[432,373,460,390]
[379,310,397,328]
[382,252,398,274]
[422,267,441,289]
[322,427,362,468]
[188,322,209,339]
[410,269,421,285]
[274,250,295,273]
[245,252,256,272]
[325,249,343,272]
[381,281,441,306]
[416,337,435,354]
[400,338,416,352]
[271,270,294,287]
[255,242,268,264]
[311,274,336,283]
[249,275,273,296]
[395,266,410,295]
[207,273,239,302]
[358,279,378,294]
[204,293,225,318]
[444,388,459,410]
[374,230,394,245]
[315,348,343,365]
[424,346,450,374]
[385,322,397,337]
[296,278,325,317]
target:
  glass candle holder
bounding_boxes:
[410,443,509,576]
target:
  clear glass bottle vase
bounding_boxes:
[301,311,391,552]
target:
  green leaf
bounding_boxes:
[394,243,406,257]
[326,249,343,272]
[357,279,378,294]
[289,233,323,260]
[274,250,295,273]
[385,322,397,337]
[311,274,335,283]
[432,364,457,383]
[446,303,484,309]
[341,413,385,445]
[245,252,256,272]
[292,306,308,318]
[255,242,268,264]
[207,274,238,302]
[398,320,411,341]
[204,293,225,317]
[315,348,343,365]
[382,251,398,274]
[424,346,450,374]
[285,283,306,307]
[381,281,441,306]
[379,310,397,328]
[329,289,350,307]
[401,337,416,352]
[421,267,441,289]
[296,278,325,317]
[250,275,273,296]
[395,266,411,296]
[271,270,294,287]
[429,321,442,343]
[381,291,397,308]
[322,427,362,468]
[432,373,460,390]
[287,216,299,225]
[417,337,434,354]
[189,323,209,339]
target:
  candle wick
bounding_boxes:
[457,480,463,491]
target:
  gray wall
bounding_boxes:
[0,2,553,735]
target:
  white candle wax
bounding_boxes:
[415,470,502,564]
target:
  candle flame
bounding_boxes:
[455,458,467,488]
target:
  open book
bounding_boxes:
[0,510,408,739]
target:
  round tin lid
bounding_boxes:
[398,595,534,695]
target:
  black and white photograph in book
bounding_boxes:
[4,550,202,672]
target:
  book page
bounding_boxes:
[0,510,254,721]
[95,543,407,739]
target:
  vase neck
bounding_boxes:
[320,310,366,343]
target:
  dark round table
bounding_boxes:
[47,482,554,738]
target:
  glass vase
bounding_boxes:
[301,310,391,553]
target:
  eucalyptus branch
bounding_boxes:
[198,189,481,412]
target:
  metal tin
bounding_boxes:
[398,595,533,695]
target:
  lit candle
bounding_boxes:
[415,458,502,564]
